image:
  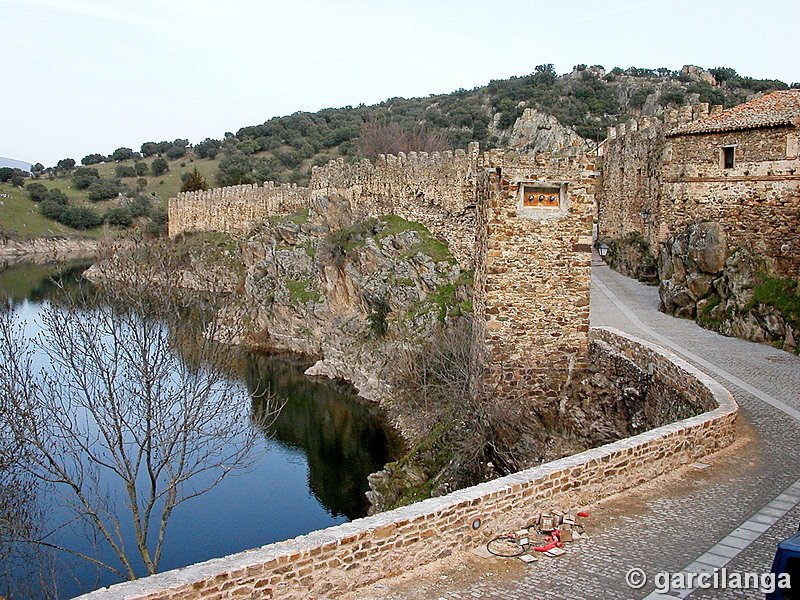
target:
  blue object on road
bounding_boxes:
[767,530,800,599]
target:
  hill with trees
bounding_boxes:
[2,64,793,238]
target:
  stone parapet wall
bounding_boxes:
[168,182,309,237]
[309,144,480,268]
[73,327,737,600]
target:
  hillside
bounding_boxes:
[2,63,791,239]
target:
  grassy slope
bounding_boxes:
[0,183,72,237]
[88,154,221,200]
[0,154,219,238]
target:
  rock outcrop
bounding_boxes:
[240,196,471,408]
[659,221,799,353]
[500,108,591,155]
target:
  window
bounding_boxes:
[722,146,735,169]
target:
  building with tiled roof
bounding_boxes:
[666,89,800,137]
[598,91,800,281]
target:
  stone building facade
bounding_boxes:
[597,90,800,277]
[168,144,597,405]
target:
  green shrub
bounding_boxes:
[151,157,169,177]
[59,205,103,229]
[25,182,49,202]
[115,165,137,178]
[46,188,68,205]
[39,199,66,220]
[72,166,101,189]
[105,206,134,228]
[87,179,122,202]
[127,195,151,218]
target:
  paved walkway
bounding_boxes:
[341,261,800,600]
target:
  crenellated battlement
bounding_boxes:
[605,102,723,143]
[168,181,309,237]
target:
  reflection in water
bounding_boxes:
[0,260,93,305]
[246,353,404,520]
[0,260,403,598]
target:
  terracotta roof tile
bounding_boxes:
[667,90,800,136]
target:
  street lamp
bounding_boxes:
[597,243,609,258]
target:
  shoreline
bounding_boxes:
[0,236,105,266]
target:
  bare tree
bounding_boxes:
[358,119,451,160]
[389,319,537,488]
[0,255,279,582]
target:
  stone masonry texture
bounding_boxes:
[597,96,800,277]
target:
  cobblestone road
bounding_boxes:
[340,261,800,600]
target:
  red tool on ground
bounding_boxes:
[532,529,564,552]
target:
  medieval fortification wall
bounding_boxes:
[310,144,480,267]
[169,144,481,268]
[168,143,597,401]
[168,181,308,237]
[597,102,800,277]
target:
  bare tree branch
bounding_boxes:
[0,252,282,583]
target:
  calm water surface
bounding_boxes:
[0,261,402,598]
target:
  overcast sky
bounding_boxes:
[2,0,798,167]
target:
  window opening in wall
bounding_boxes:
[722,146,735,169]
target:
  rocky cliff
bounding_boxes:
[496,108,591,155]
[659,221,799,353]
[238,196,472,422]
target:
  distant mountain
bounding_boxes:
[0,157,32,172]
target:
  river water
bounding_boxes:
[0,261,402,599]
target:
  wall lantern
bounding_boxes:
[597,243,609,257]
[641,208,652,222]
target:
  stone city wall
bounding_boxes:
[168,145,480,268]
[596,115,665,245]
[73,327,737,600]
[168,145,596,398]
[596,103,719,248]
[309,143,480,268]
[168,182,309,237]
[474,150,597,400]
